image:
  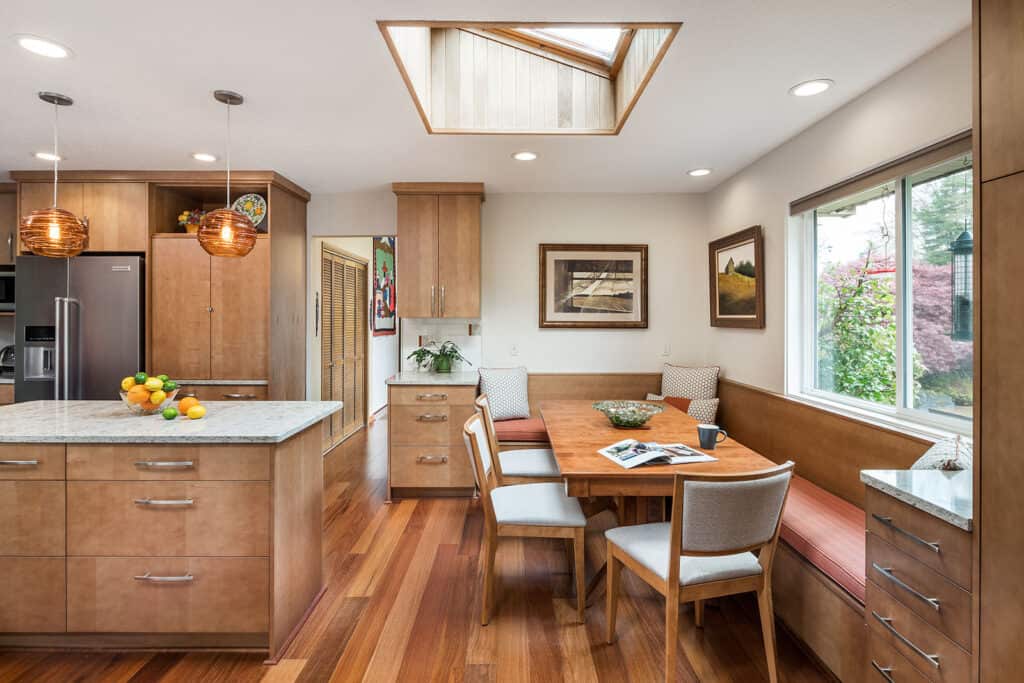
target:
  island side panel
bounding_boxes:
[269,422,324,659]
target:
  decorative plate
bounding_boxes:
[592,400,664,429]
[232,193,267,229]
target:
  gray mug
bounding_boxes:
[697,424,728,450]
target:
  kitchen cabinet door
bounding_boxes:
[151,238,212,379]
[211,239,269,379]
[82,183,148,252]
[437,194,481,318]
[0,189,16,265]
[396,194,438,317]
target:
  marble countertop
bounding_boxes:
[861,469,973,531]
[386,371,479,386]
[0,400,342,444]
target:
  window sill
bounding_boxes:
[785,391,971,445]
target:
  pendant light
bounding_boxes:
[19,92,89,258]
[197,90,256,257]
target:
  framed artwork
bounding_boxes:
[372,236,397,336]
[708,225,765,328]
[539,244,648,329]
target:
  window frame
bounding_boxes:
[788,146,974,439]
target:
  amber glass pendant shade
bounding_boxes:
[197,207,257,257]
[20,207,89,258]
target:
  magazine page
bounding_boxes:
[597,440,717,469]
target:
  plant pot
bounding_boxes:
[432,356,452,373]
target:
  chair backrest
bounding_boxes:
[474,394,506,484]
[668,462,794,570]
[463,413,498,513]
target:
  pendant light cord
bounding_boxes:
[225,100,231,207]
[52,102,59,208]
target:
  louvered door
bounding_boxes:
[320,248,368,449]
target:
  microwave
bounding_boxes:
[0,268,13,311]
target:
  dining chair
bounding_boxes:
[475,394,561,485]
[462,413,588,625]
[605,462,794,682]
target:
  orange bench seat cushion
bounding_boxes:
[780,475,866,604]
[494,417,550,444]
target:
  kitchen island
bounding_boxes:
[0,400,341,662]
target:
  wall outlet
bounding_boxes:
[510,344,519,357]
[661,343,671,357]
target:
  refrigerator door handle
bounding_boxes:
[55,297,82,400]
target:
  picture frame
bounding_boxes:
[708,225,765,329]
[372,236,397,336]
[538,244,648,329]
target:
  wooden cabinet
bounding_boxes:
[176,383,269,402]
[387,383,476,498]
[0,385,13,405]
[394,183,483,318]
[0,558,66,632]
[151,236,269,381]
[18,182,147,253]
[0,184,16,265]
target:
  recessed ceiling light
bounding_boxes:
[512,151,538,161]
[789,79,834,97]
[14,34,72,59]
[192,152,218,162]
[687,168,712,177]
[34,151,62,162]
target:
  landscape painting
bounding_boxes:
[709,226,765,328]
[539,244,648,329]
[372,236,396,336]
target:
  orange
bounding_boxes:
[178,396,200,415]
[139,401,159,412]
[127,385,150,404]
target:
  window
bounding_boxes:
[519,27,624,63]
[793,149,974,434]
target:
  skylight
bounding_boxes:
[520,27,624,62]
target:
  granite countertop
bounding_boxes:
[861,469,973,531]
[386,371,479,386]
[0,377,12,385]
[0,400,342,444]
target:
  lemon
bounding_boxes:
[150,389,167,406]
[187,405,207,420]
[120,376,136,391]
[144,377,164,391]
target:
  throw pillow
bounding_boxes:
[661,364,720,400]
[478,367,531,421]
[911,436,973,471]
[687,398,720,425]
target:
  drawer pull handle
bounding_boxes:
[0,459,39,466]
[223,393,258,399]
[873,563,941,611]
[134,497,195,507]
[416,393,448,401]
[416,455,448,465]
[133,572,194,583]
[870,661,895,683]
[872,514,941,553]
[417,414,448,422]
[135,460,195,470]
[871,611,940,669]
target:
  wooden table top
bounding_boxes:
[540,400,777,492]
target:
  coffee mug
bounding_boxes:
[697,424,728,450]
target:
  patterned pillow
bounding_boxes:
[911,436,973,471]
[687,398,720,425]
[478,367,530,421]
[661,364,720,400]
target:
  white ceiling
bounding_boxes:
[0,1,970,195]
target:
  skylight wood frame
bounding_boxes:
[378,20,681,136]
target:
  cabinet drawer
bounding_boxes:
[866,488,971,589]
[390,404,476,446]
[67,556,269,633]
[67,481,269,556]
[0,444,65,480]
[390,446,475,488]
[868,629,931,683]
[867,581,970,683]
[0,480,65,555]
[0,557,66,632]
[177,384,268,402]
[389,385,477,406]
[867,533,971,650]
[67,444,270,481]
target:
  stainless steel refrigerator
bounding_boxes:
[15,255,144,401]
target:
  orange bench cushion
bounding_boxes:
[780,475,866,604]
[494,417,550,444]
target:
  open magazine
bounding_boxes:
[598,439,718,469]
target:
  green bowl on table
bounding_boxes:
[592,400,664,429]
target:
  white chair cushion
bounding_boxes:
[479,367,531,420]
[497,448,560,478]
[605,522,762,585]
[490,482,586,527]
[661,364,720,400]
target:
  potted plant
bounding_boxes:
[407,340,472,374]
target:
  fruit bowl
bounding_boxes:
[120,389,179,415]
[592,400,664,429]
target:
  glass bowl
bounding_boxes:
[119,389,179,416]
[592,400,664,428]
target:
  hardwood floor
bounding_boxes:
[0,415,830,682]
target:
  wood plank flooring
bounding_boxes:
[0,414,830,682]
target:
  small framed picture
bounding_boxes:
[709,226,765,328]
[539,244,648,329]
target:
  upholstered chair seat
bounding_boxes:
[497,448,560,478]
[490,482,586,527]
